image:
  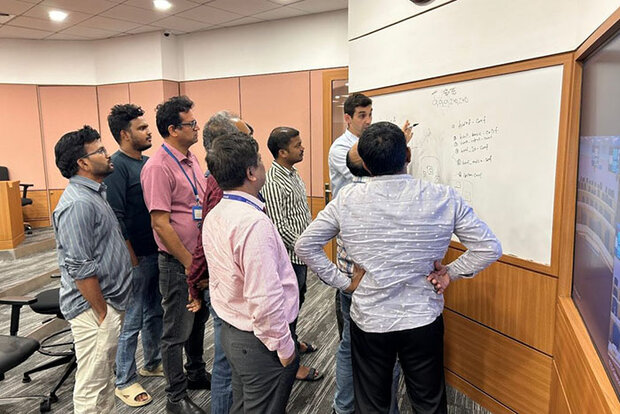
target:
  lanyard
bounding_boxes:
[162,144,200,204]
[222,194,264,212]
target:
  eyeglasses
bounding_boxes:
[80,147,108,159]
[178,120,198,129]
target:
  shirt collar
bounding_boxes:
[163,142,192,162]
[224,190,265,210]
[344,128,359,141]
[271,160,297,177]
[70,175,106,194]
[368,173,413,182]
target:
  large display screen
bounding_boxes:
[573,30,620,396]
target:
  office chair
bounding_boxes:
[0,295,47,410]
[0,166,34,233]
[0,286,76,412]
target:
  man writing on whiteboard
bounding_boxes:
[297,121,502,413]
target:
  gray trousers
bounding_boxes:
[221,321,299,414]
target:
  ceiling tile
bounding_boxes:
[289,0,347,13]
[0,0,34,15]
[23,5,91,24]
[124,24,161,34]
[7,15,76,31]
[46,32,90,40]
[40,0,117,14]
[253,5,307,21]
[81,15,140,32]
[208,0,279,16]
[125,0,199,14]
[217,16,263,27]
[101,4,167,24]
[0,24,53,38]
[267,0,304,5]
[151,15,211,32]
[175,4,241,25]
[60,24,118,38]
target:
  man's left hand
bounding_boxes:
[197,279,208,290]
[427,260,450,294]
[187,294,202,313]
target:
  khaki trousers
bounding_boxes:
[69,304,124,414]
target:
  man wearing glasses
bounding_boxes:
[53,125,132,413]
[141,96,209,414]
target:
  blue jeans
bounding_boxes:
[204,289,233,414]
[334,291,400,414]
[115,253,163,389]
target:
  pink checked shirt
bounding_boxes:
[141,144,207,254]
[203,190,299,359]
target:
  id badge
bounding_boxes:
[192,205,203,221]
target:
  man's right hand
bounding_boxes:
[279,352,296,367]
[344,263,366,293]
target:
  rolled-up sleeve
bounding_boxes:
[295,200,351,291]
[55,201,98,280]
[242,220,296,359]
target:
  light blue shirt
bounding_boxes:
[53,176,132,320]
[328,129,358,198]
[295,174,502,333]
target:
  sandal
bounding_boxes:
[299,341,318,354]
[296,367,324,382]
[115,383,152,407]
[138,363,164,377]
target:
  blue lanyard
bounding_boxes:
[162,144,200,204]
[222,194,264,212]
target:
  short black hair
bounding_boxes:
[155,95,194,138]
[344,93,372,117]
[346,151,370,177]
[358,122,407,176]
[202,111,239,151]
[108,104,144,143]
[55,125,101,179]
[267,126,299,159]
[207,132,259,190]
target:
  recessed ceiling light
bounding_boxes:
[49,10,68,22]
[153,0,172,11]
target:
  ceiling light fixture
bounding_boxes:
[153,0,172,11]
[49,10,68,22]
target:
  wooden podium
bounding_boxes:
[0,180,25,249]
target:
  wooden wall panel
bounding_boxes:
[0,181,25,249]
[0,84,46,189]
[445,370,515,414]
[309,70,324,198]
[180,77,241,172]
[309,196,324,219]
[22,189,50,228]
[240,71,312,194]
[444,248,557,354]
[550,362,572,414]
[554,298,620,414]
[48,189,63,214]
[39,86,100,190]
[129,81,169,158]
[96,83,130,153]
[444,309,552,414]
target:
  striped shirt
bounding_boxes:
[262,161,312,265]
[52,175,132,320]
[336,176,369,276]
[296,174,502,333]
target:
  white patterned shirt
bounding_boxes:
[295,174,502,333]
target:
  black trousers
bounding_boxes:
[221,321,299,414]
[350,315,447,414]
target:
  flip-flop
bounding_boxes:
[115,383,152,407]
[296,367,324,382]
[299,341,318,354]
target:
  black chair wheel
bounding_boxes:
[23,374,31,383]
[40,399,51,412]
[49,393,58,403]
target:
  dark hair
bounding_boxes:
[346,151,370,177]
[267,126,299,159]
[108,104,144,143]
[54,125,101,179]
[155,95,194,138]
[202,111,239,151]
[344,93,372,117]
[207,132,259,190]
[358,122,407,176]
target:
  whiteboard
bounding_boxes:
[371,65,564,265]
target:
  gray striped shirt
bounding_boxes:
[262,161,312,265]
[52,175,132,320]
